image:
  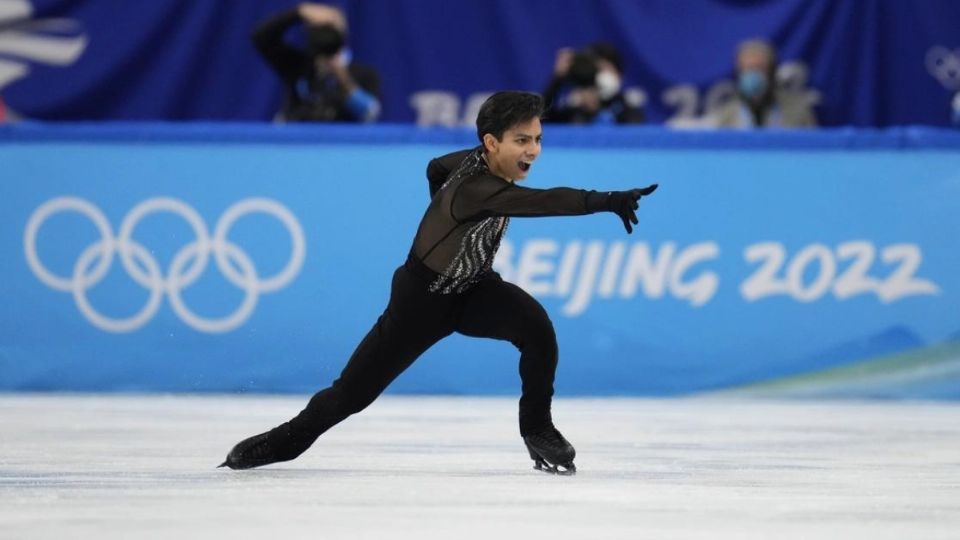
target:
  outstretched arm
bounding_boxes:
[453,177,658,233]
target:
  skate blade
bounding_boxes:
[532,457,576,476]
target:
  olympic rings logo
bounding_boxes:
[24,197,306,334]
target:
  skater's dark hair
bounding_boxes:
[476,91,544,143]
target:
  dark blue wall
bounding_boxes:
[2,0,960,126]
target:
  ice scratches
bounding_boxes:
[0,470,225,490]
[2,395,959,539]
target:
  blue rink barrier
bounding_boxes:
[2,124,959,399]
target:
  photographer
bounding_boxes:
[542,42,644,125]
[252,3,382,123]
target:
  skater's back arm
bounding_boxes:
[426,149,474,198]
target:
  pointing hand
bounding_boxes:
[606,184,657,234]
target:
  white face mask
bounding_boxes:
[595,71,622,100]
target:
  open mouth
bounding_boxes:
[518,161,532,172]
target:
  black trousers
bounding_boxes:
[277,255,560,459]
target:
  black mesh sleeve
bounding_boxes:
[451,175,602,220]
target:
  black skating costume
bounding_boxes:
[221,147,655,474]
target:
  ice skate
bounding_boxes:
[523,427,576,475]
[219,424,301,470]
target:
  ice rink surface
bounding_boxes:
[1,394,958,540]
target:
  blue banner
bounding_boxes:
[1,1,960,126]
[1,124,959,398]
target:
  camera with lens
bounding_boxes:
[307,24,345,57]
[567,51,599,88]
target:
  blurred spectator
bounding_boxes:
[713,39,816,128]
[252,3,381,122]
[953,91,960,126]
[542,42,644,125]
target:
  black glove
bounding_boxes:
[606,184,657,234]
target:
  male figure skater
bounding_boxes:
[221,91,657,475]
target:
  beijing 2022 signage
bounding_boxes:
[1,126,958,396]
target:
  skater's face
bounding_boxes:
[483,117,542,182]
